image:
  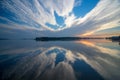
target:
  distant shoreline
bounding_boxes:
[0,36,119,42]
[35,37,104,41]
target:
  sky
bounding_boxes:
[0,0,120,38]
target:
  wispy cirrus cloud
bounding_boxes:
[0,0,76,31]
[0,0,120,37]
[46,0,120,37]
[73,0,120,36]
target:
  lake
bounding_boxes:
[0,39,120,80]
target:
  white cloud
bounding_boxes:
[65,13,76,27]
[74,0,120,36]
[74,0,82,7]
[34,0,120,37]
[0,0,76,31]
[0,0,120,37]
[0,16,42,31]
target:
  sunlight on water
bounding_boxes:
[0,40,120,80]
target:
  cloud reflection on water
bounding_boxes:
[76,40,120,80]
[0,40,120,80]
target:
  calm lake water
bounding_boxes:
[0,39,120,80]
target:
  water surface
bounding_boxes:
[0,39,120,80]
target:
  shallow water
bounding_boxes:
[0,40,120,80]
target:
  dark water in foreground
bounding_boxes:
[0,40,120,80]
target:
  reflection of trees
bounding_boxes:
[106,36,120,45]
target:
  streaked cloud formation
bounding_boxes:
[0,0,120,38]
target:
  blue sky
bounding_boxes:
[73,0,99,17]
[0,0,120,38]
